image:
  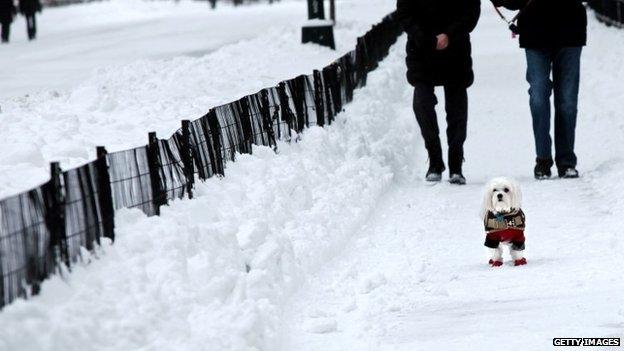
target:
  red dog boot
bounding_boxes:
[489,259,503,267]
[514,258,527,266]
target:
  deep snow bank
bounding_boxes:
[0,36,419,351]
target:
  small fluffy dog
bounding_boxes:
[481,177,527,267]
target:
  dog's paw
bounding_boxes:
[489,259,503,267]
[514,258,527,266]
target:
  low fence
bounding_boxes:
[42,0,102,7]
[0,12,402,309]
[589,0,624,27]
[204,0,281,6]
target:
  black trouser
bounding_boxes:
[1,20,9,43]
[412,82,468,174]
[25,14,36,40]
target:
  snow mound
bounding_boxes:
[0,38,417,351]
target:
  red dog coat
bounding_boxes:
[484,209,526,251]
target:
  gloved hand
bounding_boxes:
[490,0,505,7]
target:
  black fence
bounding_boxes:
[0,12,402,310]
[42,0,103,7]
[589,0,624,27]
[204,0,281,8]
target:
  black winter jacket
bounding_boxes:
[0,0,16,23]
[497,0,587,48]
[19,0,41,16]
[396,0,481,87]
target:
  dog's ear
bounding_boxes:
[481,182,493,219]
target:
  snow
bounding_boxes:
[1,1,624,351]
[0,0,395,198]
[304,19,335,27]
[0,53,406,349]
[303,318,338,334]
[278,6,624,351]
[1,0,316,97]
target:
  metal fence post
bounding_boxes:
[48,162,69,270]
[96,146,115,242]
[206,110,226,176]
[181,120,194,200]
[147,132,166,216]
[313,70,326,126]
[96,146,106,159]
[260,89,278,150]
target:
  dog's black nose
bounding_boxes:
[497,194,504,200]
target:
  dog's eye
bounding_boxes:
[504,188,510,193]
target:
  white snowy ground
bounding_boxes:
[1,3,624,351]
[278,7,624,351]
[0,0,394,198]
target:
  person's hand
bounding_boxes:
[436,34,449,50]
[490,0,505,7]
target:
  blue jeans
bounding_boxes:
[525,47,582,168]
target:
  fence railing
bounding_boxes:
[589,0,624,27]
[0,11,402,310]
[42,0,102,7]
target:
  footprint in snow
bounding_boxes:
[358,273,387,294]
[303,318,338,334]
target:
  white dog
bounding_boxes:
[481,177,527,267]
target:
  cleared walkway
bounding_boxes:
[278,5,624,350]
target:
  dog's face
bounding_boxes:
[482,177,522,215]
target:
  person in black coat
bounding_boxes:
[396,0,481,185]
[492,0,587,179]
[19,0,40,40]
[0,0,16,43]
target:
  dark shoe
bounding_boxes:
[558,167,579,179]
[448,153,465,178]
[534,157,553,180]
[449,173,466,185]
[425,164,446,182]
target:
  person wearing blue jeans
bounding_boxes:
[526,47,582,177]
[492,0,587,179]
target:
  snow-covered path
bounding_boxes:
[278,6,624,350]
[0,0,311,98]
[280,179,624,350]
